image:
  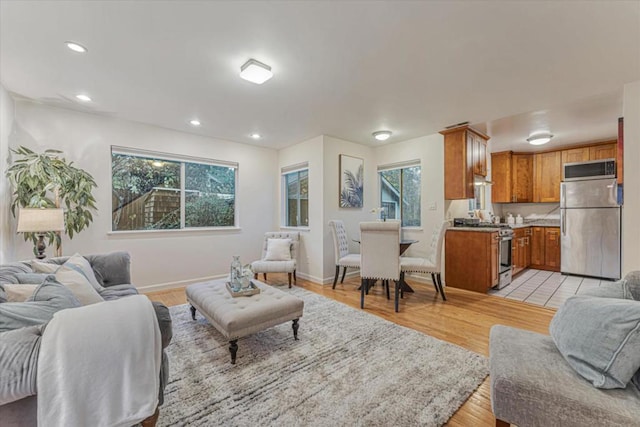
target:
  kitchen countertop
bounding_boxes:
[448,221,560,232]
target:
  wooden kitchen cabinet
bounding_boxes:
[441,126,490,199]
[545,227,561,268]
[561,147,590,165]
[589,143,617,160]
[530,226,560,271]
[533,151,562,203]
[445,230,499,292]
[490,152,533,203]
[512,227,532,276]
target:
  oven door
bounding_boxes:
[499,236,512,273]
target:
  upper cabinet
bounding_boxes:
[491,152,533,203]
[533,151,562,203]
[492,141,618,203]
[441,126,490,199]
[589,143,616,160]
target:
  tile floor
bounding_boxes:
[488,269,614,309]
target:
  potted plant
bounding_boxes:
[6,146,98,256]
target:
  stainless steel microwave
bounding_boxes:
[563,158,616,181]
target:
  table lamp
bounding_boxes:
[17,208,65,259]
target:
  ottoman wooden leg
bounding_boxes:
[288,272,292,288]
[292,319,299,340]
[190,305,196,320]
[141,406,159,427]
[229,340,238,364]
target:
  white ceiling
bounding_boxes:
[1,1,638,150]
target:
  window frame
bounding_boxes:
[377,160,421,228]
[281,163,309,229]
[110,146,239,233]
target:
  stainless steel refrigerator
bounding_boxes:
[560,178,621,280]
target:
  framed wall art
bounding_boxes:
[339,154,364,208]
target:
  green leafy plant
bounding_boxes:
[6,146,98,255]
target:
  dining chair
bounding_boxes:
[251,231,299,288]
[400,220,449,300]
[328,220,361,288]
[359,221,403,312]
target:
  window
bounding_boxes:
[282,165,309,227]
[378,161,421,227]
[111,147,237,231]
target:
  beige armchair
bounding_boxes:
[359,221,402,312]
[328,220,361,288]
[251,232,300,288]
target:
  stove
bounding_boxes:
[453,220,514,236]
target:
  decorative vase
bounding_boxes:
[230,255,242,291]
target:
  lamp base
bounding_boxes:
[35,234,47,259]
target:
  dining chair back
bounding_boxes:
[360,221,402,311]
[400,220,449,300]
[328,220,361,288]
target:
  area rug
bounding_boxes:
[160,287,488,426]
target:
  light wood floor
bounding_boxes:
[145,273,556,427]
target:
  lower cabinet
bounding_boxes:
[445,230,500,293]
[512,227,532,276]
[530,227,561,271]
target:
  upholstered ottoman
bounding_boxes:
[186,279,304,364]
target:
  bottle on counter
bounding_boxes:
[507,213,515,225]
[516,214,523,224]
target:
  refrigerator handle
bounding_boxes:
[561,209,566,236]
[561,183,566,207]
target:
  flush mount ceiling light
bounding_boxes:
[527,132,553,145]
[239,59,273,84]
[189,119,201,126]
[372,130,392,141]
[250,133,261,139]
[65,41,88,53]
[75,94,91,102]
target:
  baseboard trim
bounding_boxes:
[137,274,227,293]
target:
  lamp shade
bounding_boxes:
[17,208,65,233]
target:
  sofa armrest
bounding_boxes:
[151,302,172,350]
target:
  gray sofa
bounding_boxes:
[0,251,172,427]
[490,272,640,427]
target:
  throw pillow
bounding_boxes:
[264,238,292,261]
[31,259,60,274]
[54,264,104,306]
[62,253,105,292]
[3,284,39,302]
[549,295,640,389]
[0,278,80,333]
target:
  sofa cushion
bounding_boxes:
[490,325,640,426]
[580,279,633,300]
[0,279,80,333]
[264,238,292,261]
[0,263,32,286]
[15,273,49,285]
[624,271,640,300]
[3,284,38,302]
[550,296,640,389]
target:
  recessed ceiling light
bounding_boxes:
[527,133,553,145]
[250,133,261,139]
[189,119,201,126]
[239,59,273,85]
[152,160,164,167]
[373,130,392,141]
[65,41,88,53]
[75,94,92,102]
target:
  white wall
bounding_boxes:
[375,133,445,259]
[277,135,324,282]
[623,80,640,274]
[322,136,376,282]
[8,100,278,289]
[0,86,16,264]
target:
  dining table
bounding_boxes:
[354,238,419,293]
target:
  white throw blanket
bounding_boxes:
[37,295,161,427]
